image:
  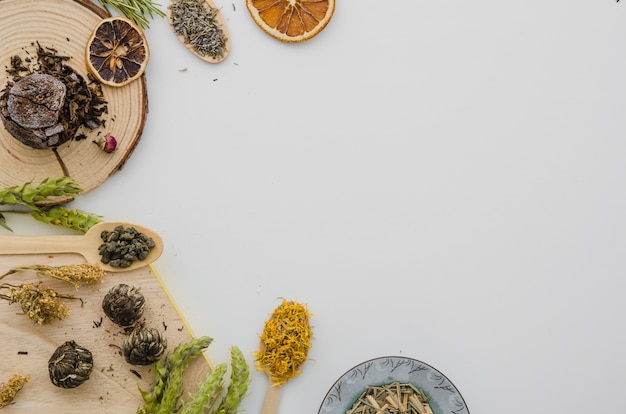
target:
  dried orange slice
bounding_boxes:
[246,0,335,43]
[85,16,149,87]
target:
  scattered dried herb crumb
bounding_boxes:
[130,369,142,379]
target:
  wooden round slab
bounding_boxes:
[0,0,148,204]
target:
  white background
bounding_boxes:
[7,0,626,413]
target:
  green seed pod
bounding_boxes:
[48,340,93,389]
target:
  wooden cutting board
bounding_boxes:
[0,253,210,413]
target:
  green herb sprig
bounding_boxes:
[0,177,81,207]
[138,336,214,414]
[181,363,227,414]
[215,346,250,414]
[31,206,102,233]
[0,177,102,232]
[138,338,250,414]
[96,0,166,29]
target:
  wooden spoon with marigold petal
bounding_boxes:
[167,0,231,63]
[0,221,163,273]
[257,300,313,414]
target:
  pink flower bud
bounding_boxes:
[93,134,117,153]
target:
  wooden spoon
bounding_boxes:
[0,221,163,272]
[261,376,283,414]
[167,0,231,63]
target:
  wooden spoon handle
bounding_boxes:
[0,235,83,255]
[261,382,282,414]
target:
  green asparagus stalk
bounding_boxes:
[181,363,227,414]
[215,346,250,414]
[138,336,213,414]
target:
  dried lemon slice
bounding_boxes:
[85,16,149,87]
[246,0,335,43]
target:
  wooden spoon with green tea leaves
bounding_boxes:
[0,221,163,273]
[256,300,313,414]
[167,0,231,63]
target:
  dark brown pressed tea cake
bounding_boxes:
[0,73,67,149]
[0,43,108,149]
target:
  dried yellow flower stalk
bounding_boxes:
[255,299,313,386]
[1,264,106,289]
[0,373,29,408]
[0,282,75,325]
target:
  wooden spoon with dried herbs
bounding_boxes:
[0,221,163,272]
[255,300,313,414]
[167,0,230,63]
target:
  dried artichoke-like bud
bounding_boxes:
[123,327,167,365]
[48,340,93,389]
[102,283,145,328]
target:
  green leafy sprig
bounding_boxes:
[215,346,250,414]
[0,177,81,207]
[31,206,102,233]
[181,363,227,414]
[0,177,102,233]
[138,338,250,414]
[139,336,214,414]
[95,0,166,29]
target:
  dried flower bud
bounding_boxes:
[0,373,29,408]
[48,340,93,389]
[0,282,73,325]
[93,134,117,153]
[123,327,167,365]
[102,283,145,328]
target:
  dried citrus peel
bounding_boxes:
[246,0,335,43]
[254,299,313,386]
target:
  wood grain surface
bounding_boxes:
[0,254,210,413]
